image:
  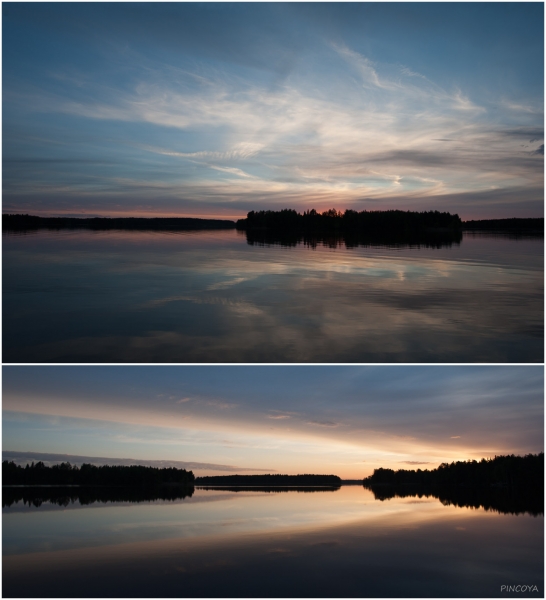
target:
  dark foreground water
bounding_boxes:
[2,486,543,598]
[3,229,543,362]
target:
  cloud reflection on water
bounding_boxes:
[2,229,543,362]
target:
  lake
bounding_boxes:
[2,485,543,597]
[2,229,543,362]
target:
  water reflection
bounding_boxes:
[3,229,543,362]
[2,485,194,509]
[244,228,463,249]
[366,484,543,517]
[464,231,545,242]
[4,483,541,516]
[3,487,543,597]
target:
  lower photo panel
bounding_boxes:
[2,365,544,598]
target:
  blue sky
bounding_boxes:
[3,3,543,219]
[3,366,543,478]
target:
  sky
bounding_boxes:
[2,3,543,220]
[3,366,543,478]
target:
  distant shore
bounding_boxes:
[462,218,543,233]
[2,214,236,231]
[194,474,342,486]
[3,212,543,234]
[6,454,541,489]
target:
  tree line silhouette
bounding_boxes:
[2,214,236,231]
[195,474,342,486]
[237,208,462,234]
[2,461,195,487]
[5,212,539,236]
[363,453,543,487]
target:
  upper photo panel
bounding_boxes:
[2,3,543,364]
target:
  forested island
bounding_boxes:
[236,208,462,233]
[236,208,465,248]
[363,453,543,487]
[195,474,342,486]
[2,214,236,231]
[2,460,195,486]
[235,209,542,247]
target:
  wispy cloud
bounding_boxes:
[207,277,249,291]
[331,43,389,89]
[139,142,264,162]
[3,13,543,218]
[14,62,541,214]
[209,165,256,179]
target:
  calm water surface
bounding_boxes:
[2,486,543,597]
[3,229,543,362]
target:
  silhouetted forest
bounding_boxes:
[236,208,462,236]
[363,453,543,487]
[195,474,342,486]
[367,484,543,517]
[2,214,236,231]
[462,218,543,233]
[6,213,540,236]
[2,485,194,508]
[2,461,195,486]
[363,454,544,517]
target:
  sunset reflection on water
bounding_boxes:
[3,486,543,597]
